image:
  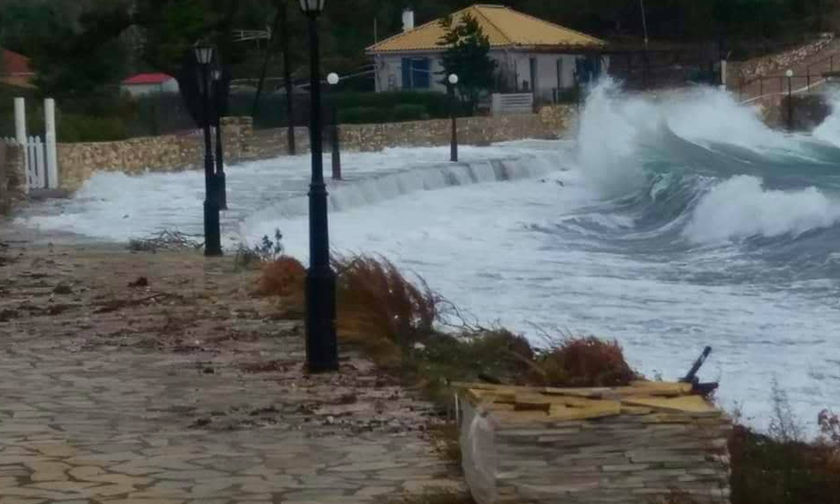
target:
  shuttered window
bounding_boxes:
[401,57,431,89]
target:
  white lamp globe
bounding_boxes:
[327,72,340,85]
[786,69,794,78]
[448,73,459,85]
[194,45,214,65]
[299,0,326,14]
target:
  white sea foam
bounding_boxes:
[812,91,840,146]
[684,175,840,243]
[576,80,649,197]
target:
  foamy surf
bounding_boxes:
[12,79,840,435]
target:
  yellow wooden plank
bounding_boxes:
[549,401,621,421]
[622,395,720,417]
[514,393,551,412]
[542,387,610,398]
[621,405,654,415]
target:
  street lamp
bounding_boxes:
[195,44,222,257]
[212,68,227,210]
[300,0,338,373]
[327,72,341,180]
[785,69,794,131]
[448,73,459,163]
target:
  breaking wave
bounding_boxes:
[564,79,840,277]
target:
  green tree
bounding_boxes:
[437,13,496,112]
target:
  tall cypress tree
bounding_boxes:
[437,13,496,112]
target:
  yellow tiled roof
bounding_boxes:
[367,4,606,54]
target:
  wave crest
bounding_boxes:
[683,175,840,243]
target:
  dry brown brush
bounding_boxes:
[256,254,639,404]
[255,256,306,317]
[333,255,440,369]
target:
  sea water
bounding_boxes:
[18,81,840,433]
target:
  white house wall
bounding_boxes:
[372,50,609,100]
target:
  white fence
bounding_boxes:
[3,136,54,190]
[491,93,534,115]
[4,97,59,192]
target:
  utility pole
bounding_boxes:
[251,6,283,119]
[640,0,650,88]
[281,1,296,155]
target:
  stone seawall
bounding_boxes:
[56,106,575,191]
[0,142,25,214]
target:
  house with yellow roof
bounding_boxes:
[366,4,608,103]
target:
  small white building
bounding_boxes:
[121,73,179,97]
[366,4,608,103]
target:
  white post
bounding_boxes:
[28,136,37,188]
[44,98,59,189]
[721,60,728,90]
[14,97,28,194]
[34,137,45,189]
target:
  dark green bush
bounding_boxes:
[392,104,429,122]
[229,90,469,130]
[338,106,389,124]
[58,114,128,142]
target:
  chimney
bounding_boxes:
[402,8,415,32]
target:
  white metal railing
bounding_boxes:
[491,93,534,115]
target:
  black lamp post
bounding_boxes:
[327,72,342,180]
[300,0,338,373]
[448,73,459,163]
[212,68,228,211]
[786,69,794,131]
[196,44,223,257]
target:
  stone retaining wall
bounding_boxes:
[458,382,732,504]
[56,106,575,191]
[0,142,25,214]
[735,36,835,83]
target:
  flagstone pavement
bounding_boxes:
[0,237,464,503]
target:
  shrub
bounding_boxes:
[256,255,641,400]
[338,106,389,124]
[256,256,306,300]
[530,336,637,387]
[819,410,840,447]
[235,230,285,269]
[58,114,128,142]
[333,255,439,368]
[729,387,840,504]
[392,104,430,122]
[729,423,840,504]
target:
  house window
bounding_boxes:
[401,57,431,90]
[556,58,563,89]
[529,57,537,95]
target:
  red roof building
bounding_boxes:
[1,49,35,87]
[122,73,175,85]
[121,73,179,96]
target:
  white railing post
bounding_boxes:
[14,97,28,194]
[34,137,45,189]
[44,98,59,189]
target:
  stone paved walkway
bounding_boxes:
[0,236,462,503]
